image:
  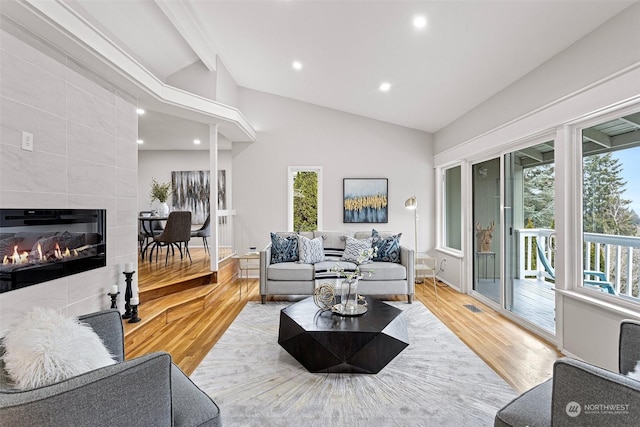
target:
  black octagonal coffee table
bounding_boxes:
[278,296,409,374]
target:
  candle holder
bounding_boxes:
[122,271,135,319]
[107,291,119,309]
[128,303,141,323]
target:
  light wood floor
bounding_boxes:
[133,256,561,394]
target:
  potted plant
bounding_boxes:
[150,178,171,215]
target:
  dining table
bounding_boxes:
[138,215,168,260]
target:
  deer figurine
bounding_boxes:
[476,221,495,253]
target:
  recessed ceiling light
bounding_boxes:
[137,139,144,144]
[379,82,391,92]
[136,108,145,115]
[292,61,303,70]
[193,139,201,145]
[413,15,427,29]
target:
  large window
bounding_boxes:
[288,167,322,232]
[443,165,462,251]
[580,110,640,301]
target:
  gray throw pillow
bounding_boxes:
[341,236,373,264]
[298,235,324,264]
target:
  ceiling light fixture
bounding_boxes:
[136,108,145,115]
[292,61,303,70]
[137,139,144,144]
[193,139,201,145]
[413,15,427,29]
[379,82,391,92]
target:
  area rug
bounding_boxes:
[191,300,516,426]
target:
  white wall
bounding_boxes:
[0,20,139,333]
[216,58,239,109]
[432,3,640,368]
[435,2,640,156]
[166,60,217,101]
[233,88,433,254]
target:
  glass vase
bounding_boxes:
[341,278,359,314]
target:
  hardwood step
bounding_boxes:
[124,251,239,357]
[124,283,218,353]
[140,271,215,302]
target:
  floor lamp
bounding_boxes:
[405,195,418,256]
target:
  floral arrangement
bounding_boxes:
[331,246,378,282]
[149,178,171,203]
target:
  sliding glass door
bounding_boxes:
[472,158,501,303]
[470,145,557,334]
[504,141,556,333]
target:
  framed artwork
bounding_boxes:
[171,170,210,224]
[218,170,227,210]
[343,178,388,223]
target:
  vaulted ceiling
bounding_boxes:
[65,0,635,149]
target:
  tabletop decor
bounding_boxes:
[331,246,376,315]
[121,263,136,319]
[150,177,171,216]
[313,283,336,310]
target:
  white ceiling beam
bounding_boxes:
[583,128,611,148]
[154,0,217,71]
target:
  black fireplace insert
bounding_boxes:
[0,209,106,293]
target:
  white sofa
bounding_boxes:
[259,230,414,304]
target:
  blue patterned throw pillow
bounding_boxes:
[341,236,373,264]
[298,235,324,264]
[270,233,299,264]
[372,229,402,263]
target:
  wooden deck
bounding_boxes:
[475,277,555,332]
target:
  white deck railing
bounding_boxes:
[217,210,236,262]
[517,228,640,298]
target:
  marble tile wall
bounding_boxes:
[0,20,138,333]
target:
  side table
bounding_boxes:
[235,252,260,298]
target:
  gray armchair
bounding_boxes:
[495,319,640,426]
[0,309,220,427]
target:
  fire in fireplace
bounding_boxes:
[0,209,106,293]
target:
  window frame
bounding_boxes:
[287,166,323,232]
[437,163,464,257]
[570,102,640,307]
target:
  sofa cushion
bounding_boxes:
[358,261,406,281]
[314,231,349,258]
[354,230,395,240]
[372,229,402,263]
[267,262,314,281]
[298,235,324,264]
[341,236,373,264]
[314,260,357,279]
[270,233,299,264]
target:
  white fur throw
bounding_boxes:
[2,307,116,390]
[628,360,640,381]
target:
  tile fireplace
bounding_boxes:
[0,209,106,293]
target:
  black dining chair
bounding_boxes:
[190,214,211,255]
[138,211,164,258]
[149,211,192,266]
